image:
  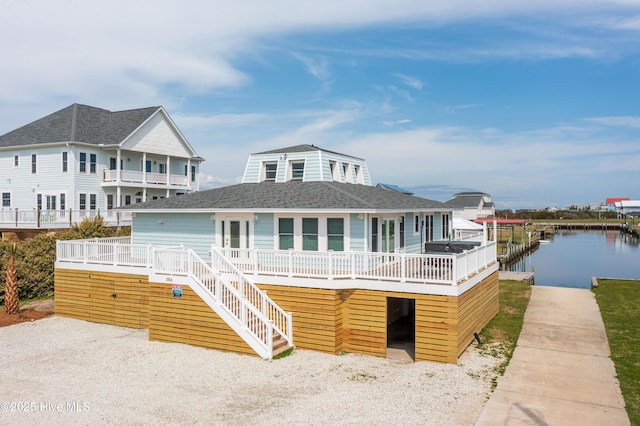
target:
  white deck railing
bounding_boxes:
[56,238,497,286]
[218,242,497,285]
[103,169,190,187]
[0,209,131,229]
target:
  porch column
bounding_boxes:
[116,148,122,207]
[166,155,171,198]
[482,221,487,244]
[187,158,192,189]
[142,152,147,184]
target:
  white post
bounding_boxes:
[483,221,487,244]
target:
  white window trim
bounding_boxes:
[261,160,278,182]
[287,159,305,181]
[274,214,350,251]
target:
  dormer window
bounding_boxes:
[329,160,339,182]
[354,165,362,184]
[290,161,305,180]
[342,163,351,183]
[264,162,277,181]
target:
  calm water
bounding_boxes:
[506,231,639,288]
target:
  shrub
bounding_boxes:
[0,217,126,303]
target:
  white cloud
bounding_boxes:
[292,53,331,80]
[174,113,268,129]
[586,116,640,128]
[395,74,424,90]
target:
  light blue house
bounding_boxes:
[56,144,499,362]
[129,145,452,259]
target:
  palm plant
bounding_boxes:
[4,243,19,315]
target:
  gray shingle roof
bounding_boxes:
[127,181,448,211]
[444,195,483,208]
[253,144,364,161]
[0,104,160,148]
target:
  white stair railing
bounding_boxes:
[153,247,290,358]
[211,245,293,346]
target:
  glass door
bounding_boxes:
[221,218,250,249]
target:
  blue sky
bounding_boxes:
[1,1,639,209]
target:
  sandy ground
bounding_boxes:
[0,316,500,425]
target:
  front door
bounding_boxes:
[221,218,250,249]
[372,218,396,253]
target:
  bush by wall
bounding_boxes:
[0,217,130,304]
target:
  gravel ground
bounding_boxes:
[0,316,500,425]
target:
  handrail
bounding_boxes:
[152,247,283,358]
[57,238,497,286]
[218,242,497,285]
[211,245,292,345]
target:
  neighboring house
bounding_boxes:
[444,191,495,221]
[0,103,202,231]
[615,200,640,218]
[55,144,499,363]
[606,197,630,212]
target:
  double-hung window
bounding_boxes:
[79,153,87,172]
[278,218,294,250]
[62,152,68,172]
[302,218,318,251]
[79,194,86,210]
[264,162,277,181]
[89,194,97,210]
[327,218,344,251]
[89,154,97,173]
[290,161,304,180]
[31,154,37,174]
[2,192,10,207]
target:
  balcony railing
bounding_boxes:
[0,209,131,229]
[218,242,497,285]
[103,169,189,187]
[56,238,498,286]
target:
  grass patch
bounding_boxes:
[593,279,640,425]
[478,280,531,384]
[272,347,294,360]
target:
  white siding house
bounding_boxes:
[0,104,203,230]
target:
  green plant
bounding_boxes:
[478,280,531,388]
[593,279,640,425]
[272,347,294,360]
[0,217,118,304]
[72,216,113,239]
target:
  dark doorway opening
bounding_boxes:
[387,297,415,361]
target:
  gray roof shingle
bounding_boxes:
[127,181,448,212]
[0,104,160,148]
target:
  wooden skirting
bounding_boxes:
[260,271,499,364]
[55,269,149,329]
[148,283,255,356]
[258,284,343,354]
[55,267,499,363]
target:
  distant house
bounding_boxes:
[444,191,495,221]
[55,144,499,363]
[606,197,630,212]
[0,104,202,232]
[615,200,640,218]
